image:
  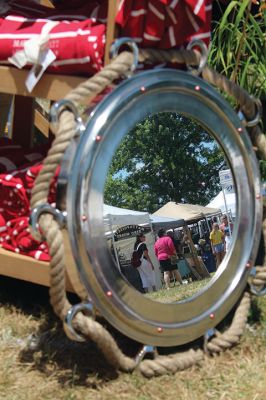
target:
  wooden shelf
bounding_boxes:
[0,66,86,101]
[34,109,50,138]
[0,247,74,292]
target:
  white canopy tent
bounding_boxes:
[103,204,185,290]
[104,204,184,230]
[207,191,236,217]
[104,204,150,226]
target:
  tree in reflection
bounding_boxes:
[104,113,225,213]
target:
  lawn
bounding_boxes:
[146,276,213,303]
[0,275,266,400]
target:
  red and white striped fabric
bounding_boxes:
[0,0,212,78]
[0,161,59,262]
[116,0,213,48]
[0,14,105,75]
[0,216,50,261]
[0,0,108,22]
[6,0,213,48]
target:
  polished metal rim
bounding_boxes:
[64,69,262,346]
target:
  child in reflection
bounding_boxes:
[209,223,225,269]
[219,214,234,253]
[134,233,156,293]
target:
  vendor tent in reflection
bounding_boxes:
[207,191,236,218]
[104,204,150,226]
[103,204,186,291]
[152,201,221,223]
[104,204,184,231]
[149,214,184,230]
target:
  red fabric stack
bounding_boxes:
[0,0,212,76]
[116,0,212,48]
[0,139,58,262]
[0,15,105,75]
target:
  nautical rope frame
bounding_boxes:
[29,41,266,378]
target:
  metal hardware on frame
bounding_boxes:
[135,345,158,366]
[50,99,84,134]
[30,203,67,241]
[63,302,95,342]
[186,39,208,76]
[249,267,266,296]
[110,37,139,76]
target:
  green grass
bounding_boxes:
[0,276,266,400]
[146,277,213,303]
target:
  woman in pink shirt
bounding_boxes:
[154,228,183,290]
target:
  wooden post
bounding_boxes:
[183,224,210,279]
[12,95,35,148]
[0,93,13,137]
[104,0,119,65]
[40,0,54,7]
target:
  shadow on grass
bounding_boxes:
[248,297,262,324]
[1,276,265,387]
[0,276,143,387]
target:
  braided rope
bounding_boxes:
[29,46,266,377]
[251,209,266,288]
[139,349,203,378]
[206,292,251,353]
[138,47,200,66]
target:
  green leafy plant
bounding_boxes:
[209,0,266,99]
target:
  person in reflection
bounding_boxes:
[219,214,234,253]
[166,229,183,256]
[181,233,191,255]
[134,233,156,293]
[198,238,216,273]
[154,228,183,290]
[209,223,225,269]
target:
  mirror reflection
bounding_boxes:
[104,112,236,303]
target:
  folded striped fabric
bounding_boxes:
[0,0,212,78]
[0,14,105,75]
[116,0,212,48]
[0,160,59,261]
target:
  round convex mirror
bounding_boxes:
[63,69,262,346]
[103,112,237,304]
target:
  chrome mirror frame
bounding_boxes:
[61,69,262,346]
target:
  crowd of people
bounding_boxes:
[132,214,234,292]
[133,228,188,292]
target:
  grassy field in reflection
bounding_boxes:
[145,274,215,303]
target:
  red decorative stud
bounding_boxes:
[106,291,112,297]
[195,85,200,91]
[140,86,146,92]
[82,215,87,221]
[256,194,261,200]
[209,313,215,320]
[246,262,251,269]
[95,135,102,142]
[157,327,163,333]
[237,127,243,133]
